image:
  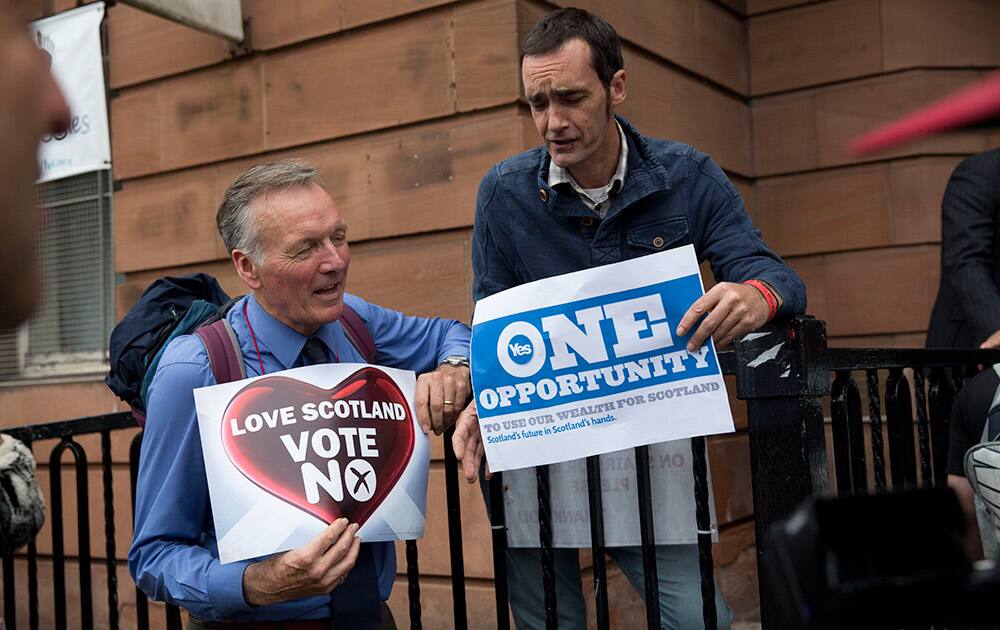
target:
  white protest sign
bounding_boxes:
[194,363,429,564]
[31,3,112,182]
[471,245,732,547]
[471,245,735,470]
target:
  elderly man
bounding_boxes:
[454,8,805,630]
[129,161,471,629]
[0,1,71,553]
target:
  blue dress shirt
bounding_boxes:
[128,293,471,621]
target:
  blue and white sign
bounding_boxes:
[471,245,734,472]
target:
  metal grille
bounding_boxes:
[0,170,114,381]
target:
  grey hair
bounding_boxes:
[216,159,320,263]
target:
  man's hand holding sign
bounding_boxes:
[677,281,778,353]
[453,401,487,483]
[243,517,361,607]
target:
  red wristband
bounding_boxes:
[744,279,778,321]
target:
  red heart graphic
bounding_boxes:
[220,367,414,527]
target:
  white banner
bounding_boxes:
[502,441,717,547]
[471,245,733,546]
[194,363,430,564]
[32,2,111,183]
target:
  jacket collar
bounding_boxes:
[535,115,672,219]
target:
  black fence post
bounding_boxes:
[442,427,468,630]
[735,316,830,629]
[488,473,511,630]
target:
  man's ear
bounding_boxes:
[232,249,263,291]
[610,69,627,107]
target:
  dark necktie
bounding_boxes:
[300,337,381,627]
[300,337,330,366]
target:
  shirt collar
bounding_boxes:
[547,120,628,202]
[244,294,340,369]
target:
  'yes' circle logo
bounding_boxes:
[497,321,547,378]
[507,334,535,364]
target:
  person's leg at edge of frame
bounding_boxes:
[608,544,733,630]
[506,546,588,630]
[479,470,588,629]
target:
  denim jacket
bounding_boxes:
[472,116,806,316]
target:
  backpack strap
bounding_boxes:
[195,318,246,384]
[193,303,372,382]
[339,305,376,363]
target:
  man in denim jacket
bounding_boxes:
[453,8,806,629]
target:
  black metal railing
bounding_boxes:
[2,315,999,629]
[735,317,1000,628]
[1,413,135,630]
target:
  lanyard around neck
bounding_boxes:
[243,300,266,376]
[242,300,341,376]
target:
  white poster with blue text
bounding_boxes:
[473,246,729,546]
[472,245,735,474]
